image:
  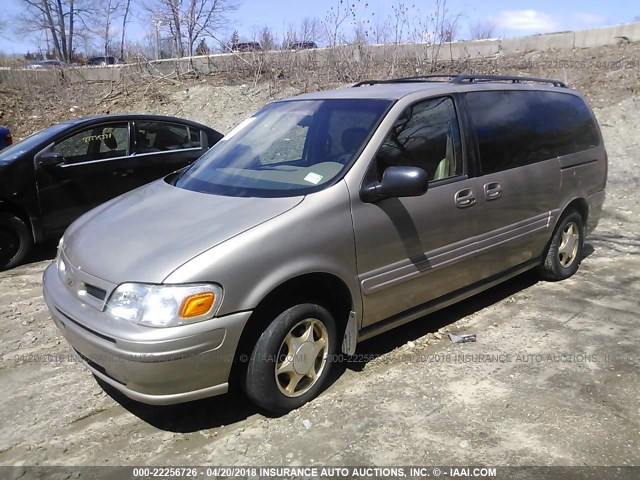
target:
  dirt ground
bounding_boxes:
[0,42,639,471]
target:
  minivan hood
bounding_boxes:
[63,180,303,283]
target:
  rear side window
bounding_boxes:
[134,122,202,154]
[466,91,600,174]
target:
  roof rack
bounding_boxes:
[353,75,460,87]
[353,74,567,88]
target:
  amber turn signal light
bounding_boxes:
[179,292,215,318]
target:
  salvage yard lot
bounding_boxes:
[0,75,639,467]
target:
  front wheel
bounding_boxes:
[0,213,33,270]
[538,211,584,281]
[245,303,337,413]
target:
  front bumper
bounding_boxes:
[43,263,251,405]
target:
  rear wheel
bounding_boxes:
[245,303,337,414]
[538,211,584,281]
[0,213,33,270]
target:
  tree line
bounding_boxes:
[8,0,502,62]
[15,0,237,61]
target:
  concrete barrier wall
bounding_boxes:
[2,21,640,85]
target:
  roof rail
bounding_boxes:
[353,74,567,88]
[451,74,566,87]
[353,75,460,87]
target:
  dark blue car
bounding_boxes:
[0,115,222,269]
[0,127,11,150]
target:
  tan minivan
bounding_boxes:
[43,75,607,413]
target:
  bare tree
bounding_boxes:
[439,14,461,43]
[347,0,373,45]
[299,17,322,44]
[119,0,132,58]
[469,19,497,40]
[281,17,321,49]
[195,38,209,54]
[168,0,184,57]
[352,21,368,46]
[147,0,238,58]
[323,0,351,47]
[370,16,391,45]
[248,24,277,50]
[402,0,455,45]
[130,28,164,59]
[282,23,296,49]
[20,0,92,61]
[390,2,410,45]
[258,26,276,51]
[98,0,123,57]
[20,0,63,59]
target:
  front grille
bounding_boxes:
[85,283,107,301]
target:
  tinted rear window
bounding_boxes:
[466,90,600,174]
[135,122,201,153]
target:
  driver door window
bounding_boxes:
[54,124,129,164]
[376,97,463,182]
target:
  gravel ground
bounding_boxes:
[0,51,639,472]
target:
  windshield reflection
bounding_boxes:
[175,99,392,197]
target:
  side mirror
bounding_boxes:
[361,166,429,203]
[38,150,64,167]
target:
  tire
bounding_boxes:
[538,211,584,281]
[245,303,337,414]
[0,213,33,270]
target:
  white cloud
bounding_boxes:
[573,13,608,27]
[495,10,561,33]
[493,10,609,36]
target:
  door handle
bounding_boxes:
[484,182,502,200]
[454,188,476,208]
[113,169,134,178]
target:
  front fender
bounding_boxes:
[164,180,363,324]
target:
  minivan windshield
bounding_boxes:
[175,99,392,197]
[0,123,69,164]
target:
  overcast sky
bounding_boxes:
[2,0,638,56]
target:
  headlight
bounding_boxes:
[106,283,223,327]
[56,237,67,280]
[56,236,64,264]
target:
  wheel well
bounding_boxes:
[229,273,353,389]
[0,201,34,241]
[562,198,588,225]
